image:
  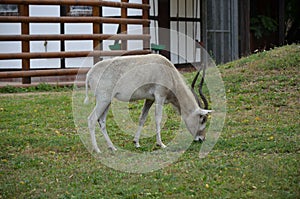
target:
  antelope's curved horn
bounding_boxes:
[191,71,201,106]
[198,69,209,109]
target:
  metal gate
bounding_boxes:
[202,0,238,64]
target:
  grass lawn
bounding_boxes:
[0,44,299,198]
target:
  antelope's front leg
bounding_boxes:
[155,98,166,148]
[133,99,154,148]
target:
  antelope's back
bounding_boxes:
[86,54,180,96]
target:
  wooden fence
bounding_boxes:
[0,0,150,84]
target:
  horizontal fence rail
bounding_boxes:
[0,0,151,85]
[0,0,150,10]
[0,34,151,41]
[0,68,89,78]
[0,16,150,25]
[0,50,152,60]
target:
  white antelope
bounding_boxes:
[84,54,211,153]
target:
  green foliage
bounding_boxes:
[285,0,300,25]
[250,15,278,39]
[0,45,299,198]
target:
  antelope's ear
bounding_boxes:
[193,108,213,116]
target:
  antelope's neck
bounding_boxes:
[175,83,199,117]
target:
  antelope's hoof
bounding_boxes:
[156,143,167,149]
[194,135,205,143]
[108,146,117,151]
[135,143,141,148]
[133,140,141,148]
[93,147,101,153]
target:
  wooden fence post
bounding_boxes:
[19,4,30,84]
[121,0,128,50]
[60,5,66,68]
[158,0,170,59]
[93,6,102,64]
[142,0,150,50]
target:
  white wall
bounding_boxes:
[170,0,201,64]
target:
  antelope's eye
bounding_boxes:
[201,116,207,124]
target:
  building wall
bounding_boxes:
[0,0,241,70]
[202,0,239,64]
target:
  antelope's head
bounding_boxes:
[189,70,211,142]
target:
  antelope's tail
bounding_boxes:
[84,77,89,104]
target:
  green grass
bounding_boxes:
[0,44,299,198]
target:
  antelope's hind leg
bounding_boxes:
[88,101,111,153]
[98,104,117,151]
